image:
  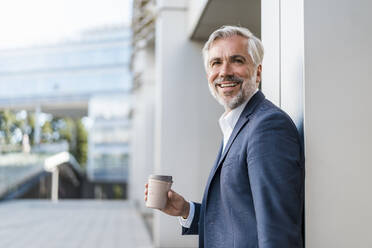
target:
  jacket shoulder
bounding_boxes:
[254,99,297,127]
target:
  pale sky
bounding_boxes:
[0,0,131,49]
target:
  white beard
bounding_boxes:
[208,73,258,110]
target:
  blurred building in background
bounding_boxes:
[88,94,131,183]
[0,25,132,199]
[131,0,372,247]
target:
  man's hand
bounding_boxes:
[145,183,190,218]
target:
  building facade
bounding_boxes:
[0,25,132,186]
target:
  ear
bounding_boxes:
[256,64,262,84]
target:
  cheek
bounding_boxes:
[236,66,254,79]
[207,72,218,85]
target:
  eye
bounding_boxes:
[210,60,221,67]
[231,55,246,64]
[233,58,244,64]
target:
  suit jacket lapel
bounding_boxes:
[219,91,265,165]
[218,115,249,164]
[202,91,266,205]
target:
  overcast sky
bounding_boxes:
[0,0,131,49]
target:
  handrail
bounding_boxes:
[0,152,83,201]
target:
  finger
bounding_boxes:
[144,189,148,196]
[168,190,173,199]
[144,195,147,201]
[145,183,148,188]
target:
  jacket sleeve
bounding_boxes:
[182,202,201,235]
[247,111,305,247]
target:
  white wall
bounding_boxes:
[261,0,280,106]
[261,0,304,131]
[154,0,222,247]
[279,0,304,130]
[304,0,372,247]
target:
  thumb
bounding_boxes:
[168,190,173,199]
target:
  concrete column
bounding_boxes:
[304,0,372,246]
[153,0,222,247]
[51,168,59,202]
[261,0,304,132]
[130,44,156,214]
[279,0,304,131]
[261,0,281,106]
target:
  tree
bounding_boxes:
[0,111,88,166]
[55,117,88,167]
[73,119,88,167]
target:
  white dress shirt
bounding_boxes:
[178,90,258,228]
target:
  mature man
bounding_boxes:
[145,25,304,247]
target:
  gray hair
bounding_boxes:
[202,25,264,70]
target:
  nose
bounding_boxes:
[219,61,233,78]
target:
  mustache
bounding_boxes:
[213,75,244,86]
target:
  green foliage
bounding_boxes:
[72,119,88,167]
[0,110,25,144]
[0,110,88,168]
[58,118,74,146]
[55,117,88,167]
[27,113,35,145]
[41,120,53,143]
[0,110,13,144]
[113,184,124,199]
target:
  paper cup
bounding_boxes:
[146,175,173,209]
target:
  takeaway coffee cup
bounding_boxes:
[146,175,173,209]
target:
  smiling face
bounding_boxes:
[206,35,262,112]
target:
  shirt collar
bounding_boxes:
[219,89,259,132]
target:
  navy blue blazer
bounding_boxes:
[183,91,305,248]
